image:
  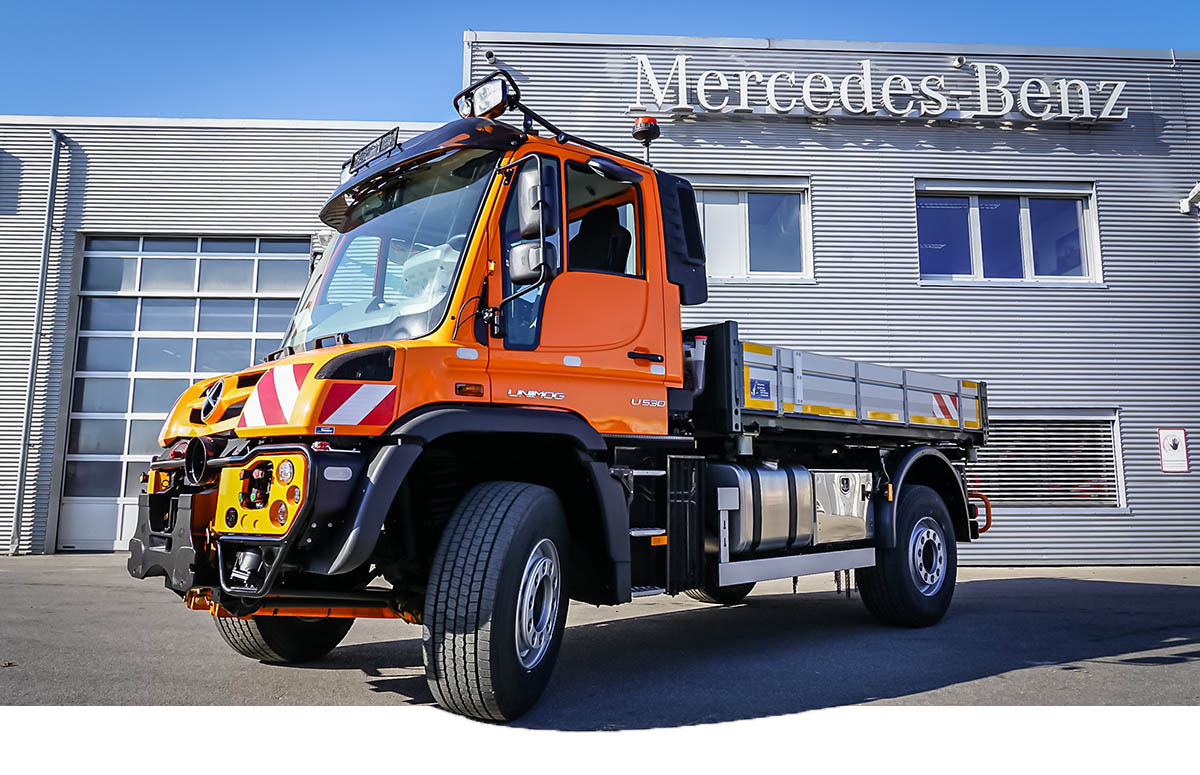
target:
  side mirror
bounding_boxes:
[517,162,555,240]
[510,241,555,285]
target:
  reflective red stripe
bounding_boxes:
[256,369,285,425]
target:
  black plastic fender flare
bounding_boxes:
[875,446,969,549]
[312,406,630,600]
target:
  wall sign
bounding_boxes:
[1158,428,1190,473]
[628,54,1129,123]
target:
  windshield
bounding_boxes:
[281,147,501,351]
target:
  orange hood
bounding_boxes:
[158,343,408,445]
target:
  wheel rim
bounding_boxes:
[515,538,561,670]
[907,516,947,597]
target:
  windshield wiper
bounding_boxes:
[312,332,353,350]
[264,332,352,363]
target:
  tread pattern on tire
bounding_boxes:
[684,582,754,605]
[215,616,288,662]
[214,614,353,664]
[424,481,556,722]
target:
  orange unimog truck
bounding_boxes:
[129,71,992,721]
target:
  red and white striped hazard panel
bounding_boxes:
[318,383,396,426]
[933,392,959,421]
[239,363,313,428]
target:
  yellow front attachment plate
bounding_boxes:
[213,452,308,535]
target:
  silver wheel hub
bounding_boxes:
[908,516,946,597]
[515,538,561,670]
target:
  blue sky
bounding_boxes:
[4,0,1196,122]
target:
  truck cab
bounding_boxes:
[129,71,991,722]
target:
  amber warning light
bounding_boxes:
[632,116,660,163]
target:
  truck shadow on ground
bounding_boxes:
[314,576,1200,727]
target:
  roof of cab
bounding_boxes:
[319,117,525,231]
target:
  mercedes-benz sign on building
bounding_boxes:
[1,31,1197,563]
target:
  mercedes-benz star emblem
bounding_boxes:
[201,380,224,422]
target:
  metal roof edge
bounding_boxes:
[466,30,1199,62]
[0,116,443,130]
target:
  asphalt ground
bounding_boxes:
[1,554,1197,726]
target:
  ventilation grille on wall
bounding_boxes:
[966,418,1122,507]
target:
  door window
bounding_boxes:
[565,161,641,277]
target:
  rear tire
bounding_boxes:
[423,481,569,722]
[858,484,957,627]
[214,615,354,663]
[685,581,755,606]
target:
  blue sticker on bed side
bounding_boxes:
[749,379,772,401]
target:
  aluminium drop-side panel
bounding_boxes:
[468,34,1200,564]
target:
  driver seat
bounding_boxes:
[569,206,632,274]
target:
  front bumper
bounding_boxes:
[127,443,366,598]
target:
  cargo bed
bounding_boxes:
[687,321,988,447]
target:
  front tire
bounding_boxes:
[423,481,569,722]
[857,484,957,627]
[214,615,354,663]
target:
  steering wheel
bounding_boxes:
[447,234,467,252]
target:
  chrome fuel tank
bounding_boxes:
[707,463,814,556]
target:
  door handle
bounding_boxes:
[627,351,664,363]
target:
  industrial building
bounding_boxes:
[1,31,1196,563]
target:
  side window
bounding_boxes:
[565,161,641,277]
[500,156,561,350]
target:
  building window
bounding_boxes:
[966,409,1125,509]
[916,181,1099,282]
[691,176,812,279]
[64,235,309,506]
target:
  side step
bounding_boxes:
[717,547,876,587]
[631,585,667,598]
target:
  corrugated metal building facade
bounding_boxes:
[463,32,1200,564]
[1,31,1197,563]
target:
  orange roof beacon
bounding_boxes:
[128,70,991,721]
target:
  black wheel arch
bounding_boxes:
[876,446,971,549]
[309,404,631,605]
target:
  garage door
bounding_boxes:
[57,235,309,550]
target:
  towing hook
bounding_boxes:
[230,548,265,585]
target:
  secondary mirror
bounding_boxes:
[510,241,556,285]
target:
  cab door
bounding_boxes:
[486,151,669,435]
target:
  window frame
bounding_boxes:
[971,406,1128,514]
[689,175,814,283]
[916,180,1103,286]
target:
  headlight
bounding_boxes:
[277,460,295,484]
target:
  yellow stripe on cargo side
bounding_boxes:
[743,342,774,356]
[962,380,978,389]
[912,415,958,427]
[867,410,902,422]
[803,404,856,418]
